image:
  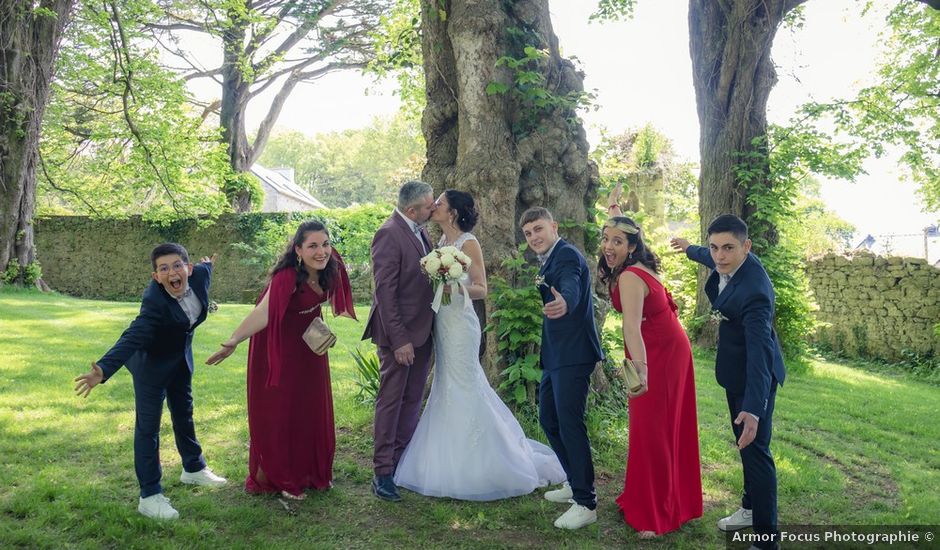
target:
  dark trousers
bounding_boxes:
[727,388,778,548]
[539,365,596,510]
[372,339,434,476]
[132,362,206,498]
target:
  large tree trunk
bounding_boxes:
[1,0,75,284]
[421,0,600,383]
[687,0,805,337]
[219,14,254,212]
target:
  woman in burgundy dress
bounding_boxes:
[207,220,356,499]
[599,206,702,537]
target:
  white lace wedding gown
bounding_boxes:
[393,233,566,501]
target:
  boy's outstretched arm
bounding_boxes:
[670,237,716,269]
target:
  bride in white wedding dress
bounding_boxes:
[393,190,566,501]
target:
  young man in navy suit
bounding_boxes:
[672,215,786,550]
[74,243,226,520]
[520,207,604,530]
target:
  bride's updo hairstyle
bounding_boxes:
[444,189,479,232]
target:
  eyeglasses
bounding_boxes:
[156,261,187,274]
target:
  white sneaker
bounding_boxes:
[180,467,227,487]
[544,481,573,503]
[717,507,753,531]
[554,502,597,530]
[138,493,179,520]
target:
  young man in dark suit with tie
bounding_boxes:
[520,207,604,530]
[74,243,226,520]
[672,215,786,550]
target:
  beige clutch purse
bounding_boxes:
[619,358,644,393]
[303,316,336,355]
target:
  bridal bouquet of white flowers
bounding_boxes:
[420,246,472,311]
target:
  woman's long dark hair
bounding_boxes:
[270,220,338,294]
[597,216,661,287]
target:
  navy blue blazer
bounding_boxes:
[537,240,604,371]
[686,246,785,417]
[97,262,212,386]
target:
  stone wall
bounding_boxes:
[807,251,940,361]
[34,215,374,304]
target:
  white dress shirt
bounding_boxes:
[537,239,561,266]
[396,208,427,254]
[176,285,202,328]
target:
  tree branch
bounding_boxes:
[295,60,367,80]
[107,0,183,216]
[38,152,101,216]
[249,1,343,73]
[182,67,224,81]
[197,98,221,122]
[782,0,810,14]
[247,51,329,95]
[247,71,306,166]
[145,21,206,32]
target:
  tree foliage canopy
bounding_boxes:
[38,0,231,220]
[799,1,940,213]
[256,111,423,207]
[151,0,393,173]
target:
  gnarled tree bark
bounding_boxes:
[687,0,806,336]
[421,0,600,382]
[1,0,75,286]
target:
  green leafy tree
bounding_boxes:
[593,0,937,359]
[592,125,696,225]
[791,177,855,257]
[150,0,394,210]
[733,122,865,361]
[257,112,423,207]
[370,0,424,122]
[798,1,940,213]
[38,0,231,220]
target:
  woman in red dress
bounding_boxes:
[207,220,356,499]
[600,205,702,537]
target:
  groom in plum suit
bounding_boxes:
[363,180,437,502]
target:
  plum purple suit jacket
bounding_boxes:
[362,211,435,350]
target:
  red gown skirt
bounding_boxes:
[245,272,335,496]
[613,267,702,534]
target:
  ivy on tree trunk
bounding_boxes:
[687,0,806,332]
[420,0,601,383]
[0,0,76,285]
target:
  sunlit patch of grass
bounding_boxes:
[2,287,939,548]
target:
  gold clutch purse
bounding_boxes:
[302,316,336,356]
[619,358,644,393]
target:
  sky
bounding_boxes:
[199,0,938,259]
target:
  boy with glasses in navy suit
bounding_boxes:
[74,243,226,520]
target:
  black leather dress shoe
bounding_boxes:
[371,475,401,502]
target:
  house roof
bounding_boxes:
[250,163,326,209]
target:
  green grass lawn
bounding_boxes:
[1,287,938,549]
